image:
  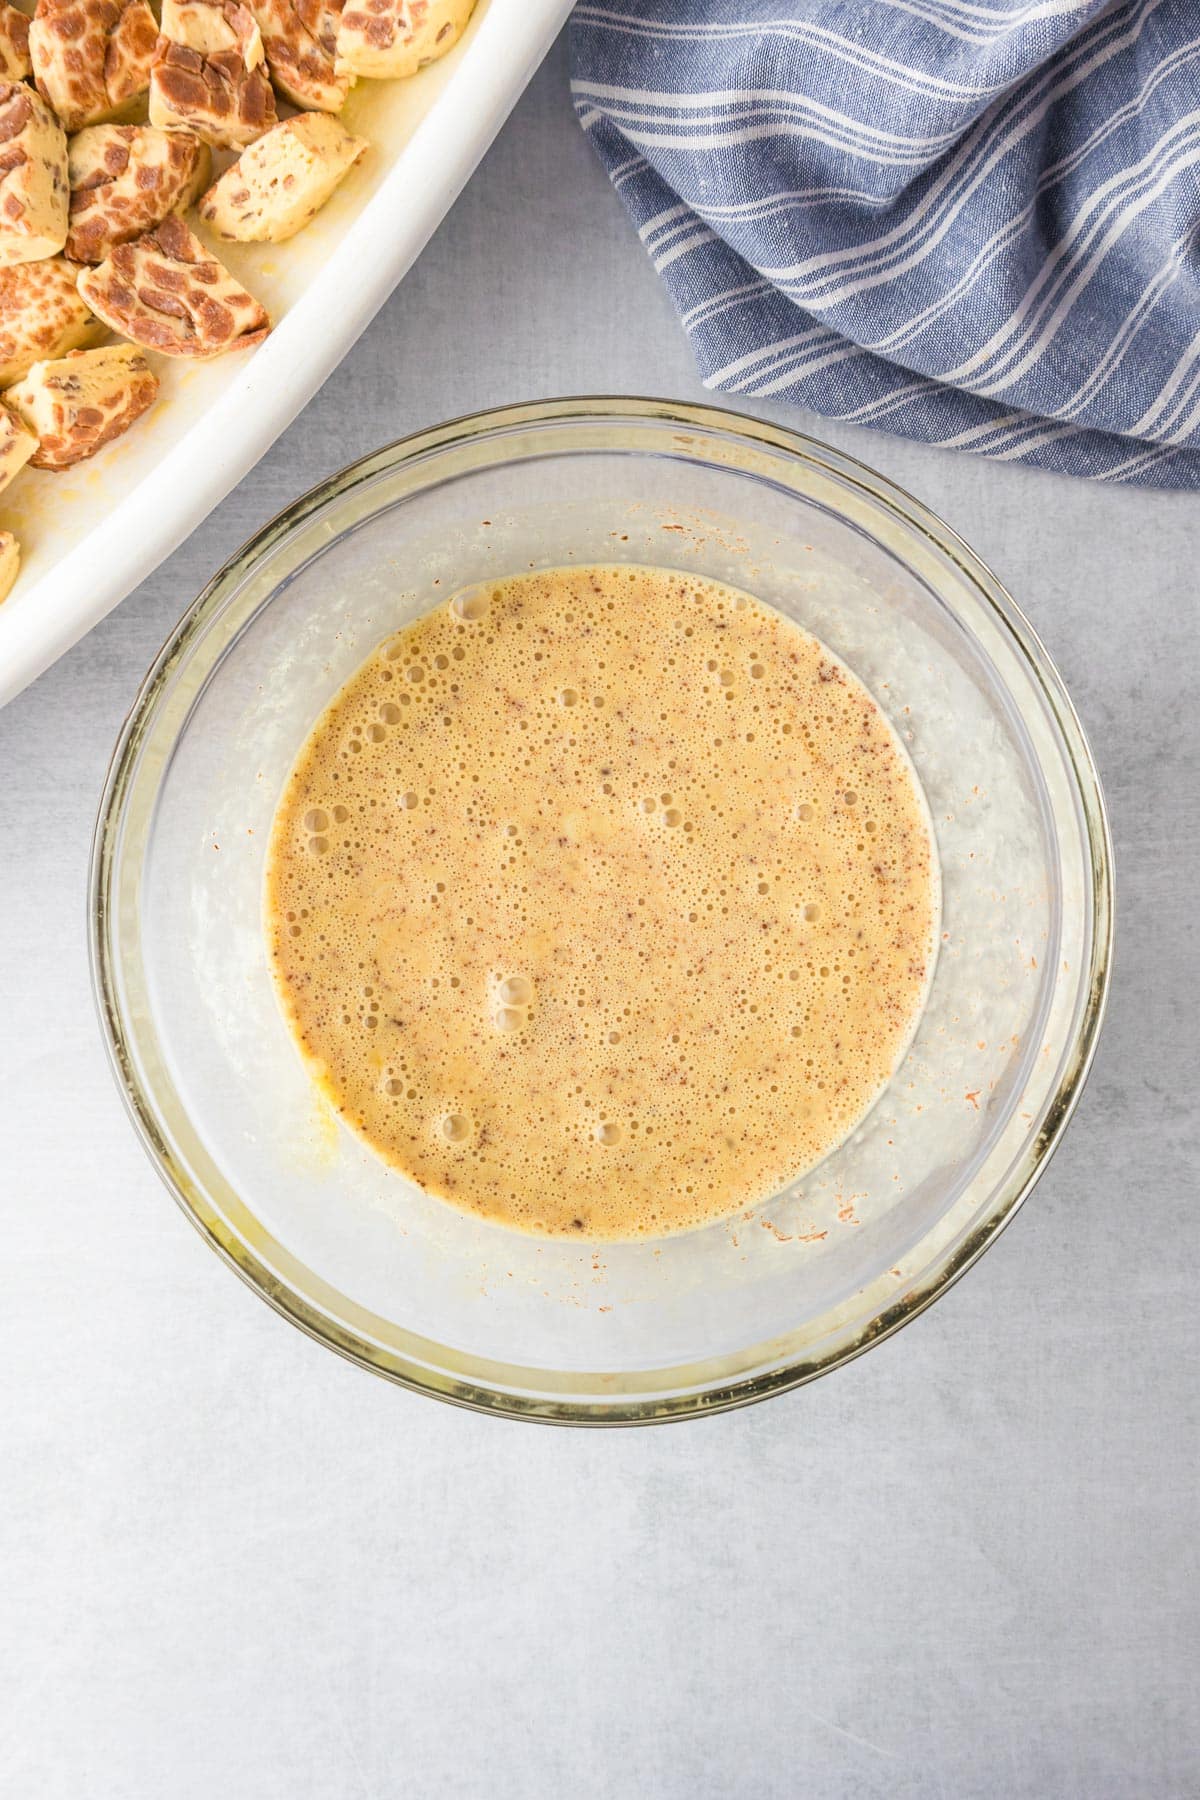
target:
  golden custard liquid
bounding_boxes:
[265,565,938,1239]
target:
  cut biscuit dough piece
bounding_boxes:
[4,342,158,469]
[0,255,104,384]
[249,0,348,112]
[0,526,19,601]
[150,3,276,150]
[0,401,37,491]
[77,213,270,357]
[0,5,30,82]
[0,83,68,267]
[160,0,261,56]
[67,124,210,262]
[336,0,474,81]
[29,0,160,133]
[198,112,364,243]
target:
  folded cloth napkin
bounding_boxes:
[570,0,1200,486]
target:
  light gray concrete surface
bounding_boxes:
[2,33,1196,1800]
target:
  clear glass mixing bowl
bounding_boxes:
[91,398,1112,1423]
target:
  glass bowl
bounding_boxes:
[90,398,1112,1424]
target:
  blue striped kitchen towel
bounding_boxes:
[570,1,1200,486]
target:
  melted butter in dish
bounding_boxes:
[265,565,938,1239]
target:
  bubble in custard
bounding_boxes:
[451,586,490,622]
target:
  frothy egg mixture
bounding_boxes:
[265,565,938,1239]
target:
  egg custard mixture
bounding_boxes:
[265,565,938,1239]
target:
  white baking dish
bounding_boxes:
[0,0,572,706]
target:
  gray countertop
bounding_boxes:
[2,34,1196,1799]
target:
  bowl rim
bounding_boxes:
[89,394,1114,1426]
